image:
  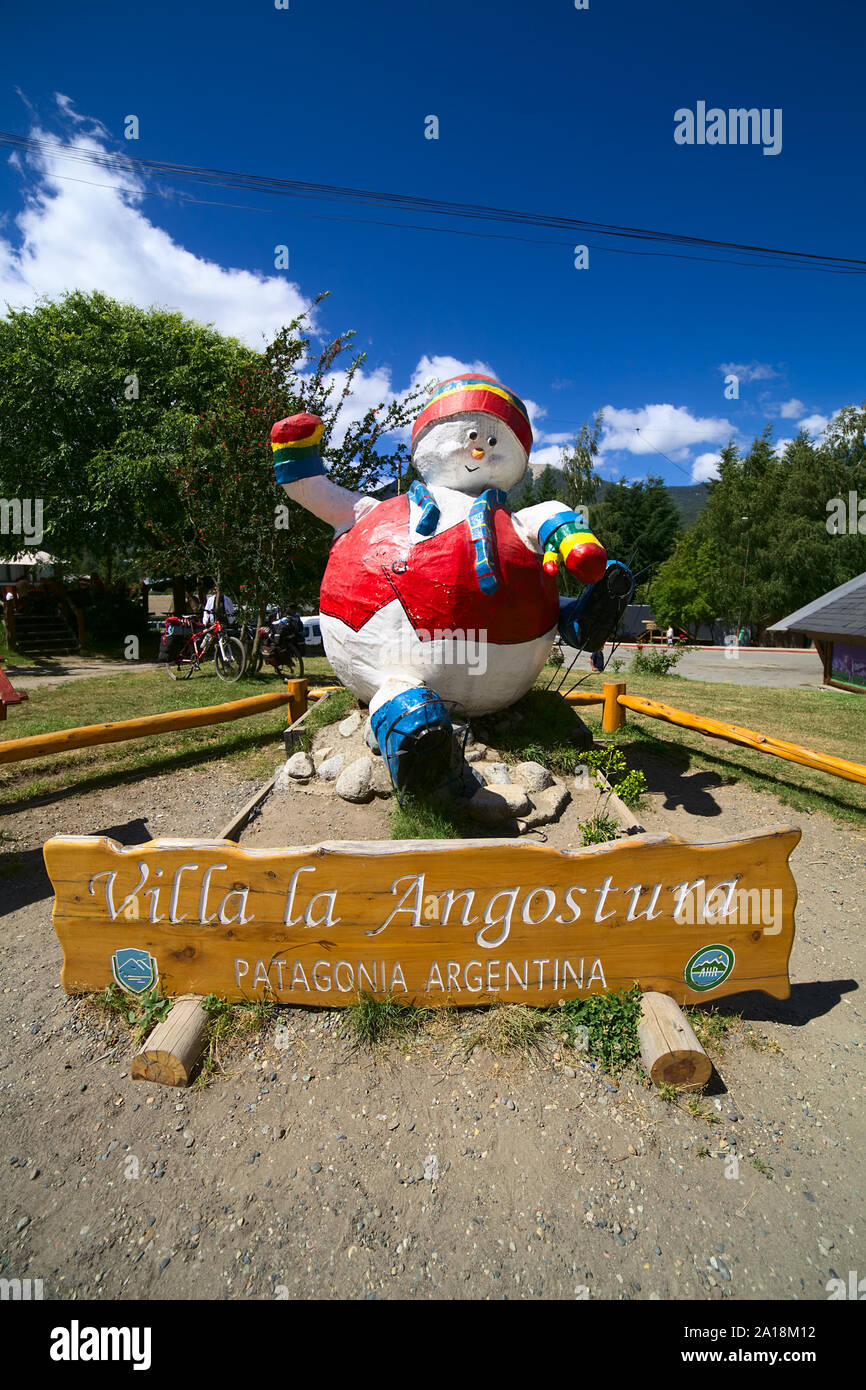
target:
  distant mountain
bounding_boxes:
[525,468,711,529]
[380,468,711,528]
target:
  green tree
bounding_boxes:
[533,464,566,505]
[561,410,603,510]
[0,290,253,589]
[650,524,719,635]
[592,474,680,591]
[161,305,426,626]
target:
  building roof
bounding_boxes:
[768,571,866,638]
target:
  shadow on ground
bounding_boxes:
[0,818,151,914]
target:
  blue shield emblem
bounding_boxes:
[111,947,158,996]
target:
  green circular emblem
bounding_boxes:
[684,943,735,992]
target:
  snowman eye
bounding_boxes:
[468,430,478,441]
[487,436,497,447]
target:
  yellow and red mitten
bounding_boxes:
[539,510,607,584]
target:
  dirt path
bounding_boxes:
[0,750,863,1302]
[6,659,161,691]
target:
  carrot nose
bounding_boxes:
[471,448,485,460]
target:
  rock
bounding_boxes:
[520,782,571,829]
[480,762,511,785]
[563,1065,576,1078]
[465,748,484,763]
[363,719,380,754]
[335,757,374,803]
[370,762,394,797]
[283,751,315,781]
[338,712,362,738]
[313,747,334,766]
[317,754,345,782]
[469,785,531,824]
[470,742,488,758]
[422,1155,440,1182]
[514,761,554,792]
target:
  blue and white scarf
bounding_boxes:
[409,481,508,594]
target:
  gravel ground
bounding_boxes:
[0,745,863,1302]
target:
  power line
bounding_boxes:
[25,170,857,275]
[2,129,864,275]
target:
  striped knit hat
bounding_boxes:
[412,374,533,459]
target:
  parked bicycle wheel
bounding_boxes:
[167,658,194,680]
[273,642,304,679]
[214,634,247,682]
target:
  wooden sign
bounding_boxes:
[43,828,800,1007]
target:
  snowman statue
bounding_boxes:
[271,373,633,791]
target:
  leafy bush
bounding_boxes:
[556,985,643,1074]
[630,642,691,676]
[579,813,620,845]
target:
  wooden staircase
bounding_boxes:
[12,610,80,657]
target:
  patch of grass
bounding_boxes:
[340,992,430,1049]
[193,994,278,1086]
[658,1082,678,1104]
[293,686,356,750]
[461,1002,551,1059]
[684,1005,736,1052]
[696,1144,711,1157]
[752,1156,774,1178]
[391,794,465,840]
[475,689,584,777]
[557,984,643,1074]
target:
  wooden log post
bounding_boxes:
[638,991,712,1090]
[602,681,627,733]
[286,677,308,724]
[131,995,210,1087]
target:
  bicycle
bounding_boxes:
[164,615,246,683]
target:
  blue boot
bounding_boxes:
[370,687,454,793]
[559,560,635,656]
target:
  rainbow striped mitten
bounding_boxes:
[271,413,326,484]
[538,510,607,584]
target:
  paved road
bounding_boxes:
[564,645,826,689]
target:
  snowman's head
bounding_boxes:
[412,412,527,496]
[411,373,533,497]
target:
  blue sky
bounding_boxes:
[1,0,864,485]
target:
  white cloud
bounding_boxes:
[691,452,721,483]
[535,430,572,446]
[600,403,733,458]
[778,398,805,418]
[410,354,495,391]
[528,444,567,471]
[0,108,308,345]
[774,437,795,457]
[797,412,831,436]
[719,360,778,383]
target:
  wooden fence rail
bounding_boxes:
[599,682,866,787]
[0,680,309,766]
